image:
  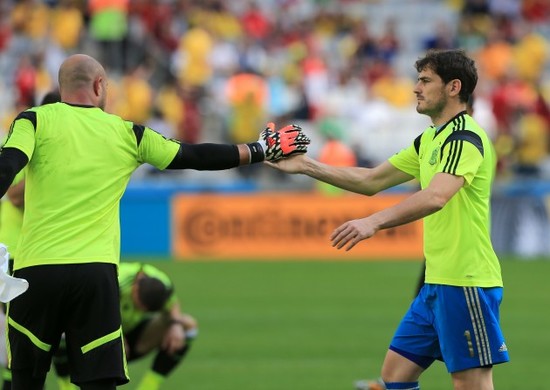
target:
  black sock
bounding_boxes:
[151,344,191,376]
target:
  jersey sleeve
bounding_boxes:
[137,127,180,169]
[2,112,37,161]
[12,168,26,186]
[388,142,420,180]
[437,131,484,185]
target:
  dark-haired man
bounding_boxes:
[269,49,508,390]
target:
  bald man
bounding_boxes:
[0,54,309,390]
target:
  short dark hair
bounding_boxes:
[137,276,173,312]
[415,49,478,103]
[40,90,61,105]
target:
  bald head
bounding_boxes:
[58,54,108,109]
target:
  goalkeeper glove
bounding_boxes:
[259,122,311,161]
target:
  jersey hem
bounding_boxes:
[425,278,503,288]
[14,258,118,271]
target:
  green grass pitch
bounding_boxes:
[44,257,549,389]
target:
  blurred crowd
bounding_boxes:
[1,0,550,184]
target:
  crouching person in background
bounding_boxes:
[53,262,198,390]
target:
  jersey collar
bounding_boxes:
[61,102,97,108]
[433,110,468,137]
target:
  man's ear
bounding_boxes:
[448,79,462,97]
[93,77,103,97]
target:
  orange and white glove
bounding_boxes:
[259,122,311,161]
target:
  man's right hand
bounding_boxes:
[264,152,309,174]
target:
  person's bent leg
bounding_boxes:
[134,314,198,390]
[381,286,437,390]
[381,349,424,389]
[451,366,493,390]
[137,341,194,390]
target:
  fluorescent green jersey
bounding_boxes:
[0,169,25,258]
[3,102,180,270]
[118,262,177,333]
[389,111,502,287]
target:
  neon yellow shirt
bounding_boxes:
[389,111,502,287]
[3,102,180,270]
[0,170,25,258]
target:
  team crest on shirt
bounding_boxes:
[429,147,440,165]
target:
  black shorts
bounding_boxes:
[7,263,129,385]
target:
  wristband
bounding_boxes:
[185,328,199,340]
[246,142,265,164]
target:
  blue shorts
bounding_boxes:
[389,284,509,373]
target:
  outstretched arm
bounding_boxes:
[164,123,310,170]
[331,172,465,250]
[165,142,264,170]
[267,154,414,196]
